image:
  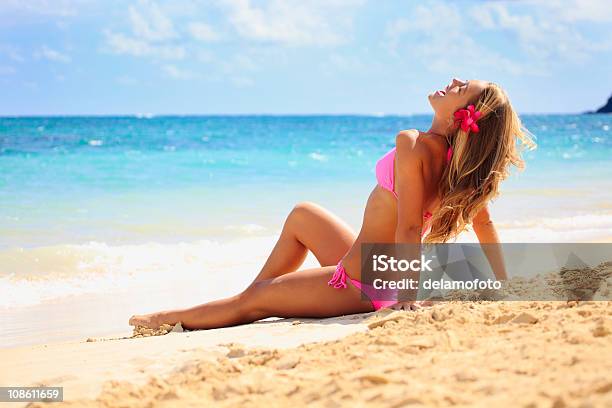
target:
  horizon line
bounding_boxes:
[0,111,598,118]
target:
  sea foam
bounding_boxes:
[0,235,319,309]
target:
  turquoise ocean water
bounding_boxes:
[1,114,611,346]
[1,114,610,248]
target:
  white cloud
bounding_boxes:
[102,0,363,79]
[35,45,71,63]
[104,30,185,59]
[220,0,364,46]
[385,0,612,76]
[475,1,612,63]
[385,2,526,75]
[162,64,196,80]
[188,22,220,42]
[103,0,185,60]
[533,0,612,23]
[128,0,176,42]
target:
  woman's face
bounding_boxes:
[429,78,487,119]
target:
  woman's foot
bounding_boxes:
[128,311,177,329]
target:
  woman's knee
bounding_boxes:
[286,201,319,227]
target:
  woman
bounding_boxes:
[129,78,534,330]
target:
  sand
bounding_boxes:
[0,314,370,407]
[2,264,611,407]
[20,301,612,408]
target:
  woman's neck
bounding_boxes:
[428,113,449,137]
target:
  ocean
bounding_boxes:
[1,114,611,346]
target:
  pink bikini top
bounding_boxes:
[375,146,453,220]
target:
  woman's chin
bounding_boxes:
[427,96,438,110]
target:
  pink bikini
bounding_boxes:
[328,145,453,310]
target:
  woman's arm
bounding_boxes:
[394,130,425,302]
[473,205,507,280]
[394,130,424,245]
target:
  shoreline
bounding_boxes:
[2,227,612,349]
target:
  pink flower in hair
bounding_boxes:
[453,104,482,134]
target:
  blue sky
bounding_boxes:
[1,0,611,115]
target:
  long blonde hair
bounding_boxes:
[424,83,536,243]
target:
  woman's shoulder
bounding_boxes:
[395,129,419,143]
[397,129,447,163]
[395,129,428,159]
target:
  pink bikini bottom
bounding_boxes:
[327,260,398,311]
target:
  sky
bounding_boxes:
[0,0,611,116]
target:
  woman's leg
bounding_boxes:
[250,202,356,284]
[129,266,374,330]
[129,202,358,329]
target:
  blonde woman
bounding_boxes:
[130,78,535,329]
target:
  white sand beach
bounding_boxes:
[3,262,611,407]
[1,313,369,406]
[2,300,610,407]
